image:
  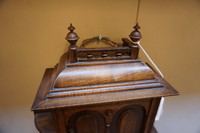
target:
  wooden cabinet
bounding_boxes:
[33,97,162,133]
[32,25,178,133]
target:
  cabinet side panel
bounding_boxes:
[35,112,56,133]
[144,98,161,133]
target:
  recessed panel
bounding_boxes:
[67,111,105,133]
[112,105,146,133]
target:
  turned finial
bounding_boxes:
[65,23,79,45]
[129,23,142,42]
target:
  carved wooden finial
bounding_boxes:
[129,23,142,42]
[65,23,79,45]
[65,23,79,63]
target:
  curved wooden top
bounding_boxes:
[31,38,179,111]
[32,67,178,111]
[54,62,155,88]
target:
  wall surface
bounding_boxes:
[0,0,200,133]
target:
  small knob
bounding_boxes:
[129,23,142,42]
[87,53,93,59]
[65,23,79,45]
[116,52,122,57]
[102,52,108,58]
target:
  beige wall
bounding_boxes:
[0,0,200,133]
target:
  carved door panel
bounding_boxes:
[67,111,106,133]
[111,105,146,133]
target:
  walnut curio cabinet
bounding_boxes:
[31,24,179,133]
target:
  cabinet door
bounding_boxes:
[67,110,105,133]
[111,105,146,133]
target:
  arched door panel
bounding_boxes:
[67,111,105,133]
[111,105,146,133]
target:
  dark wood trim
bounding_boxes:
[144,98,161,133]
[77,46,131,52]
[122,38,139,59]
[31,68,53,110]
